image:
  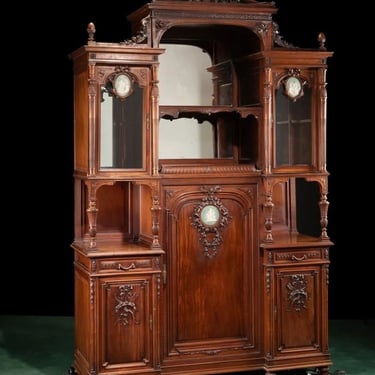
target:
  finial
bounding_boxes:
[87,22,96,43]
[317,32,326,50]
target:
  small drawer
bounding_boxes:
[95,257,157,273]
[268,247,329,265]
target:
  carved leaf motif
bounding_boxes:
[115,285,140,326]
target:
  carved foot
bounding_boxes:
[66,366,77,375]
[306,368,348,375]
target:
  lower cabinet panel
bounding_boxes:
[161,183,263,372]
[98,277,153,370]
[72,190,332,375]
[276,267,322,352]
[73,248,163,375]
[262,246,332,372]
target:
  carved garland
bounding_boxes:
[115,285,140,326]
[286,274,308,312]
[191,186,232,258]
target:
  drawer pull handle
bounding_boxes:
[118,263,136,271]
[292,255,307,261]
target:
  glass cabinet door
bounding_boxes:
[100,79,144,169]
[275,82,312,167]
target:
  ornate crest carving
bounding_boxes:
[190,186,232,258]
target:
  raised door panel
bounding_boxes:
[274,266,324,356]
[97,275,155,374]
[162,183,261,370]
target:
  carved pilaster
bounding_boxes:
[85,180,116,247]
[86,200,98,239]
[305,176,330,240]
[264,192,274,242]
[318,66,328,173]
[319,192,330,240]
[151,187,162,249]
[263,67,272,174]
[86,181,99,246]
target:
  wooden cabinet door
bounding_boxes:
[269,256,331,371]
[274,266,324,354]
[262,246,332,372]
[162,183,261,371]
[96,274,157,374]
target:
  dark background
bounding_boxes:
[2,1,371,320]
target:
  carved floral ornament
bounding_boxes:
[190,186,232,259]
[286,274,308,312]
[115,285,140,326]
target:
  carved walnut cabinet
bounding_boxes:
[70,1,334,375]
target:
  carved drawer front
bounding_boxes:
[95,257,157,274]
[269,247,329,265]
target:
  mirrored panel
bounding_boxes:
[159,118,215,159]
[100,83,143,169]
[158,44,213,106]
[158,44,215,159]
